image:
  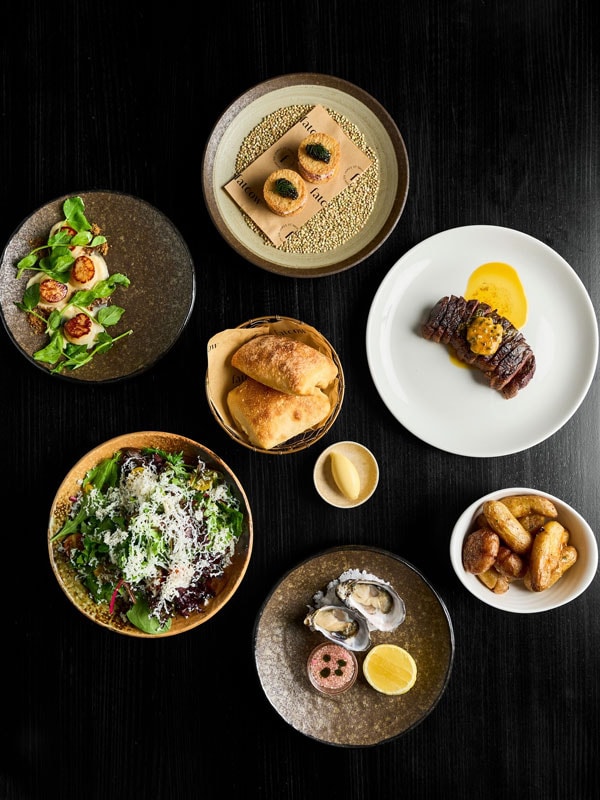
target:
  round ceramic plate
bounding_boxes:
[0,191,196,382]
[254,546,454,747]
[48,432,253,638]
[202,73,409,277]
[366,225,599,457]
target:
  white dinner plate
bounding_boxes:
[366,225,598,457]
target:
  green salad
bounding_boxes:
[52,447,245,634]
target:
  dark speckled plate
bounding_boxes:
[0,191,195,382]
[254,546,454,747]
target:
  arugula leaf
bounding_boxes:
[126,597,172,635]
[51,504,89,541]
[84,452,122,491]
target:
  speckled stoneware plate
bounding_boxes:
[202,73,409,277]
[254,546,454,747]
[48,432,253,638]
[0,191,196,382]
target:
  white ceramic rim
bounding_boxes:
[449,487,598,613]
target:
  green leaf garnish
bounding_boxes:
[126,597,172,635]
[305,142,331,163]
[14,196,132,372]
[275,178,299,199]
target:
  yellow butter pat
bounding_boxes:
[330,451,360,500]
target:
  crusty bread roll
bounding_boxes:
[230,334,337,396]
[227,378,331,450]
[297,132,340,183]
[263,168,307,216]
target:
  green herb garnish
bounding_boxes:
[14,196,132,373]
[274,178,299,199]
[305,143,331,163]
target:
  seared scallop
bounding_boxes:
[25,272,72,311]
[63,312,105,347]
[69,251,109,290]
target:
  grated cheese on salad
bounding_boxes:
[52,447,245,634]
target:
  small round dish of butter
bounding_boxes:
[313,441,379,508]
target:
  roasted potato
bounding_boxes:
[463,529,500,574]
[482,500,533,554]
[500,495,558,520]
[516,513,548,533]
[527,520,566,591]
[477,567,510,594]
[495,546,527,579]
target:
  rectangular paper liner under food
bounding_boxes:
[224,105,373,246]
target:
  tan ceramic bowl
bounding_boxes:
[48,431,253,637]
[206,315,344,454]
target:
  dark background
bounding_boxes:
[1,1,598,798]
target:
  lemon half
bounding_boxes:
[363,644,417,695]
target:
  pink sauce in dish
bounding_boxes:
[307,642,358,696]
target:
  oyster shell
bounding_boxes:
[335,570,406,632]
[303,604,371,651]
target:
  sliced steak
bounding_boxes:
[421,295,536,398]
[421,296,450,340]
[502,353,536,398]
[439,295,469,343]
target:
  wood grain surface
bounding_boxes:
[1,1,598,798]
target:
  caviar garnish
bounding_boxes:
[305,143,331,163]
[319,654,348,678]
[275,178,299,199]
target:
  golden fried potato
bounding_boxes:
[463,529,500,574]
[482,500,533,554]
[517,513,548,533]
[495,546,527,579]
[545,545,578,589]
[528,520,566,591]
[474,512,489,530]
[500,495,558,520]
[477,567,510,593]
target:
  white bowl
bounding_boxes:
[449,487,598,613]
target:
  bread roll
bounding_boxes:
[230,334,337,396]
[227,378,331,450]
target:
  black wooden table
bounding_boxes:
[1,1,598,798]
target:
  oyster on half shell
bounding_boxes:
[303,604,371,651]
[335,572,406,632]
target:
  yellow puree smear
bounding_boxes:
[451,261,528,369]
[465,262,527,328]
